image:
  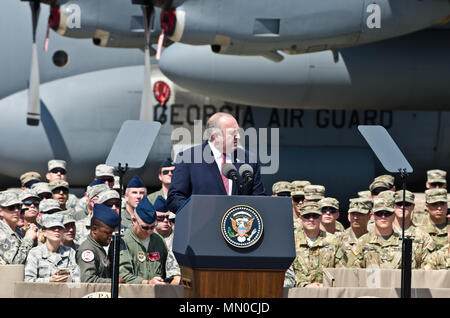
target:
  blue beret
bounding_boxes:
[89,178,105,187]
[135,196,156,224]
[154,195,168,212]
[160,157,174,169]
[93,203,120,228]
[127,175,146,189]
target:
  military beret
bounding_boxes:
[300,201,322,216]
[93,204,120,228]
[304,185,325,201]
[372,197,395,213]
[318,197,339,210]
[48,160,67,172]
[135,196,156,224]
[425,188,448,204]
[427,169,446,184]
[42,213,65,229]
[49,180,69,191]
[95,164,115,178]
[0,192,22,207]
[39,199,62,213]
[394,190,415,204]
[31,182,52,195]
[97,190,120,204]
[154,195,169,212]
[290,180,311,196]
[160,157,175,169]
[87,184,110,201]
[19,189,40,202]
[127,175,146,189]
[20,171,41,187]
[271,181,291,195]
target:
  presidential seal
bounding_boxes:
[221,205,263,248]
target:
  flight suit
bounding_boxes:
[0,219,34,264]
[147,188,165,204]
[24,243,80,282]
[119,229,168,284]
[76,234,112,283]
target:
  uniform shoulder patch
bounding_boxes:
[423,264,432,271]
[351,246,360,256]
[81,250,95,262]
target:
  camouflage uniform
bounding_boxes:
[423,245,450,270]
[318,197,344,233]
[0,219,34,264]
[303,185,325,202]
[419,188,449,250]
[271,181,292,196]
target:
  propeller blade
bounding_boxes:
[139,5,154,121]
[27,1,41,126]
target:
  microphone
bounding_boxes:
[222,163,240,185]
[239,164,254,185]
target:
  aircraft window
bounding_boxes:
[52,50,69,68]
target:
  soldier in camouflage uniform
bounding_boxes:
[20,171,41,189]
[49,180,75,216]
[303,185,325,203]
[352,197,428,269]
[342,198,372,246]
[290,181,310,231]
[119,197,180,285]
[271,181,292,197]
[61,212,79,251]
[31,182,53,201]
[288,202,347,287]
[18,189,41,232]
[0,192,39,264]
[46,160,79,211]
[318,197,345,234]
[24,213,80,282]
[368,190,396,232]
[423,223,449,270]
[418,188,449,250]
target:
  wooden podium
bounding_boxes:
[173,195,295,298]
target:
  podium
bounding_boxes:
[172,195,295,298]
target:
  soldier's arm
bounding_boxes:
[24,249,49,282]
[76,249,111,283]
[0,236,34,265]
[118,241,146,284]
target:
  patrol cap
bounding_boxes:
[427,169,446,184]
[394,190,415,204]
[39,199,62,213]
[372,197,395,213]
[31,182,52,196]
[20,171,41,187]
[299,201,322,216]
[97,190,120,204]
[87,184,110,201]
[290,180,311,196]
[318,197,339,210]
[304,185,325,201]
[61,211,76,225]
[272,181,292,195]
[160,157,175,169]
[41,213,65,229]
[93,204,120,228]
[19,189,40,202]
[374,175,395,188]
[135,196,156,224]
[154,195,169,212]
[95,164,115,178]
[48,160,67,172]
[0,192,22,207]
[358,190,372,199]
[127,175,146,189]
[369,179,390,193]
[348,198,372,214]
[425,188,448,204]
[377,190,396,202]
[49,180,69,191]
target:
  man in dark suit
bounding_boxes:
[167,112,266,213]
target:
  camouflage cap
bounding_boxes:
[299,202,322,216]
[427,169,446,184]
[377,190,396,201]
[20,171,41,187]
[113,176,120,190]
[372,197,395,213]
[375,175,395,188]
[425,188,448,204]
[60,211,76,225]
[394,190,415,204]
[48,159,67,172]
[318,197,339,210]
[358,190,372,199]
[95,164,115,178]
[31,182,52,195]
[97,189,120,204]
[49,180,69,191]
[348,198,372,214]
[19,189,40,202]
[304,185,325,201]
[369,179,390,192]
[87,184,110,201]
[290,180,311,196]
[41,213,65,228]
[272,181,292,195]
[39,199,62,213]
[0,192,22,207]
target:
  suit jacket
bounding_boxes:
[167,141,266,213]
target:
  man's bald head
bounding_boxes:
[206,112,240,154]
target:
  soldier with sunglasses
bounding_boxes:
[18,189,41,235]
[46,160,79,211]
[318,197,345,234]
[420,188,449,250]
[148,158,175,204]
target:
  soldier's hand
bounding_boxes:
[305,283,322,288]
[149,277,167,285]
[25,224,39,240]
[50,273,71,283]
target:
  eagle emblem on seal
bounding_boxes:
[221,205,263,248]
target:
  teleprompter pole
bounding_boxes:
[111,162,128,298]
[399,168,413,299]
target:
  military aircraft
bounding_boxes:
[1,0,449,212]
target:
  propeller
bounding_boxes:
[27,0,41,126]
